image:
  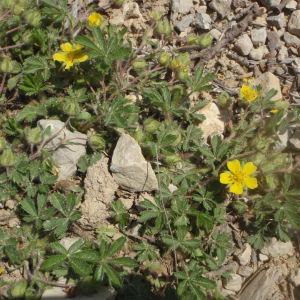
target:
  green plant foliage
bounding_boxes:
[0,1,299,299]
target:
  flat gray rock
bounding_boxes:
[288,10,300,37]
[171,0,193,15]
[110,134,158,192]
[38,119,87,180]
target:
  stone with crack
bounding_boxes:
[261,237,294,258]
[171,0,193,15]
[251,27,267,46]
[223,273,243,292]
[235,34,253,56]
[210,0,232,19]
[81,157,118,226]
[237,243,252,266]
[197,102,225,141]
[254,72,282,101]
[194,12,212,30]
[38,119,87,181]
[110,134,158,192]
[288,10,300,38]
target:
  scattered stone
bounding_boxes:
[251,27,267,46]
[238,266,253,277]
[5,199,16,210]
[239,265,286,300]
[284,32,300,47]
[81,157,118,226]
[109,9,125,26]
[209,28,222,40]
[254,72,282,101]
[120,197,134,210]
[252,14,268,27]
[291,268,300,286]
[194,12,212,30]
[110,134,158,192]
[197,102,225,141]
[168,183,178,193]
[261,237,294,258]
[261,0,281,8]
[38,120,87,181]
[235,33,253,55]
[8,217,20,228]
[123,1,144,20]
[259,253,269,262]
[223,274,243,292]
[267,30,282,49]
[285,0,298,11]
[42,287,67,299]
[289,130,300,149]
[273,128,289,151]
[174,15,194,32]
[288,10,300,37]
[277,45,289,61]
[267,13,286,29]
[171,0,193,14]
[60,237,80,250]
[210,0,232,19]
[238,243,252,266]
[249,45,269,60]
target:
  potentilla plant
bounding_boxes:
[0,1,299,299]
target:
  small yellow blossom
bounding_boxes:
[219,160,258,195]
[88,12,104,27]
[270,109,279,114]
[240,84,259,103]
[0,265,5,276]
[53,43,88,70]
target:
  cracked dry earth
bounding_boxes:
[1,0,300,299]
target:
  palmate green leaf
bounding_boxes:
[103,97,139,129]
[19,74,49,96]
[102,264,122,287]
[111,257,137,268]
[187,68,215,93]
[23,56,50,80]
[49,194,66,215]
[42,254,66,271]
[51,242,68,255]
[71,250,99,263]
[16,104,48,122]
[110,237,126,256]
[69,257,93,276]
[20,199,38,217]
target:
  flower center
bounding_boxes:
[232,171,245,184]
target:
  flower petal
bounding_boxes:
[220,171,233,184]
[243,162,257,175]
[60,42,73,52]
[64,61,74,70]
[73,54,89,63]
[229,182,243,195]
[73,44,84,51]
[227,160,241,174]
[244,176,258,189]
[53,52,67,62]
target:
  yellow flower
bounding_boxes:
[270,109,279,114]
[53,43,88,70]
[240,84,259,103]
[219,160,258,195]
[0,265,5,276]
[88,12,104,27]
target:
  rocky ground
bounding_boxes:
[1,0,300,299]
